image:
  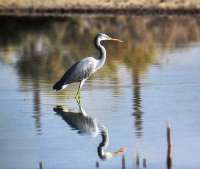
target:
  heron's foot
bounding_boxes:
[75,94,81,103]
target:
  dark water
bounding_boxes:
[0,15,200,169]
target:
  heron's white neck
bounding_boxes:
[95,39,107,71]
[97,127,124,160]
[97,128,110,160]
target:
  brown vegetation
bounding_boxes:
[0,0,200,9]
[0,0,200,16]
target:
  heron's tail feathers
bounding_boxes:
[53,81,68,91]
[53,105,64,114]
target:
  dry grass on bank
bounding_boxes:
[0,0,200,9]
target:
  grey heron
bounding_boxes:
[53,102,126,160]
[53,33,123,101]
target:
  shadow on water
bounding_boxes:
[132,68,143,138]
[32,80,42,135]
[53,101,126,161]
[0,15,200,138]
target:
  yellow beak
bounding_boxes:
[110,38,123,43]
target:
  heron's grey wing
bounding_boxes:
[61,57,96,84]
[54,106,100,136]
[53,61,80,90]
[71,115,99,135]
[59,112,99,135]
[58,61,80,84]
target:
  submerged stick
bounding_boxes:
[136,152,140,168]
[143,158,147,168]
[166,123,172,169]
[96,161,99,168]
[39,161,43,169]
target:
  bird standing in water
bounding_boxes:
[53,33,123,101]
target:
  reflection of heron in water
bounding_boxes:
[53,33,122,101]
[53,102,126,160]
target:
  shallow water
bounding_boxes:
[0,15,200,169]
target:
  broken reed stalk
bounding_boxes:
[122,155,126,169]
[166,123,172,169]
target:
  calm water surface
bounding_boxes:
[0,15,200,169]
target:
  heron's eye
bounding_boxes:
[104,35,109,40]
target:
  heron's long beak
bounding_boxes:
[110,38,123,43]
[114,147,127,156]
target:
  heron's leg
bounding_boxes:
[75,79,86,102]
[75,82,81,102]
[76,99,87,116]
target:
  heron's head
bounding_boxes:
[99,147,127,160]
[115,147,127,156]
[96,33,123,43]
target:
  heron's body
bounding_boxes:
[54,105,100,136]
[53,57,98,91]
[53,33,122,100]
